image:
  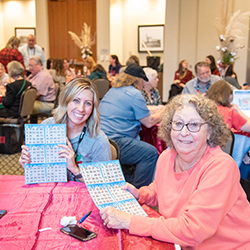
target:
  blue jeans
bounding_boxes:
[113,137,158,188]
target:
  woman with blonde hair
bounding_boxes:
[19,77,111,182]
[99,64,164,188]
[0,36,24,72]
[83,56,96,76]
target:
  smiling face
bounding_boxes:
[67,89,94,129]
[196,66,211,84]
[29,59,42,75]
[171,105,210,158]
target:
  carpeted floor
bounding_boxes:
[0,152,24,175]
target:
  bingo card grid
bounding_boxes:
[79,160,148,216]
[24,124,67,184]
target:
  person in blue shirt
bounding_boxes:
[99,64,164,188]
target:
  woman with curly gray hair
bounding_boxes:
[100,94,250,249]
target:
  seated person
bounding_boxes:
[224,64,241,89]
[49,58,66,89]
[0,61,31,118]
[0,62,9,86]
[107,55,121,81]
[206,80,250,135]
[142,67,164,113]
[100,94,250,250]
[126,55,140,66]
[63,58,76,82]
[182,61,220,94]
[206,55,220,76]
[27,56,55,114]
[83,56,96,76]
[19,77,111,182]
[169,59,193,99]
[99,64,164,188]
[88,64,107,81]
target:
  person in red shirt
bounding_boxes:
[169,59,193,100]
[206,80,250,135]
[0,36,24,72]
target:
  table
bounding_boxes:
[0,175,175,250]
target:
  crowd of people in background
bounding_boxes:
[1,33,250,249]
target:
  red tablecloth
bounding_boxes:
[0,175,174,250]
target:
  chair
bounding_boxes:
[0,86,37,126]
[30,82,60,122]
[109,139,120,160]
[93,79,110,99]
[221,129,235,156]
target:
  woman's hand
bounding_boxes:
[173,79,180,84]
[122,182,140,200]
[19,145,31,168]
[100,207,133,229]
[58,137,80,176]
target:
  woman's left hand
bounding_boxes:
[58,137,80,176]
[100,207,133,229]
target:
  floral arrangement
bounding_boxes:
[215,1,250,66]
[68,23,95,59]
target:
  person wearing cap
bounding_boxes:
[99,63,164,189]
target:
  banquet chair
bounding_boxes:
[0,86,37,126]
[109,139,120,160]
[30,82,60,122]
[93,79,110,100]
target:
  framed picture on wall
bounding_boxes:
[15,27,36,46]
[138,25,164,53]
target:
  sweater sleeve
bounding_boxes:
[2,83,15,107]
[129,154,241,247]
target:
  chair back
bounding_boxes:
[93,79,110,99]
[19,86,37,118]
[109,139,120,160]
[221,129,235,156]
[53,82,60,108]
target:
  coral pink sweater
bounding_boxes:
[129,146,250,250]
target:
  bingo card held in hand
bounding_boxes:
[24,124,67,184]
[79,160,148,216]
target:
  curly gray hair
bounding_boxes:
[158,94,230,148]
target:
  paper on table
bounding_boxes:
[79,160,148,217]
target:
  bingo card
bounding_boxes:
[24,124,67,184]
[79,160,147,216]
[233,90,250,118]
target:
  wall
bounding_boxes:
[0,0,35,48]
[110,0,165,66]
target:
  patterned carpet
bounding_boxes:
[0,152,24,175]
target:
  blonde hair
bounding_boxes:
[85,57,96,73]
[5,36,20,49]
[53,77,100,137]
[158,94,230,148]
[112,72,139,88]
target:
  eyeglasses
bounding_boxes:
[171,121,207,133]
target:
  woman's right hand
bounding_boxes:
[122,182,140,200]
[19,145,31,168]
